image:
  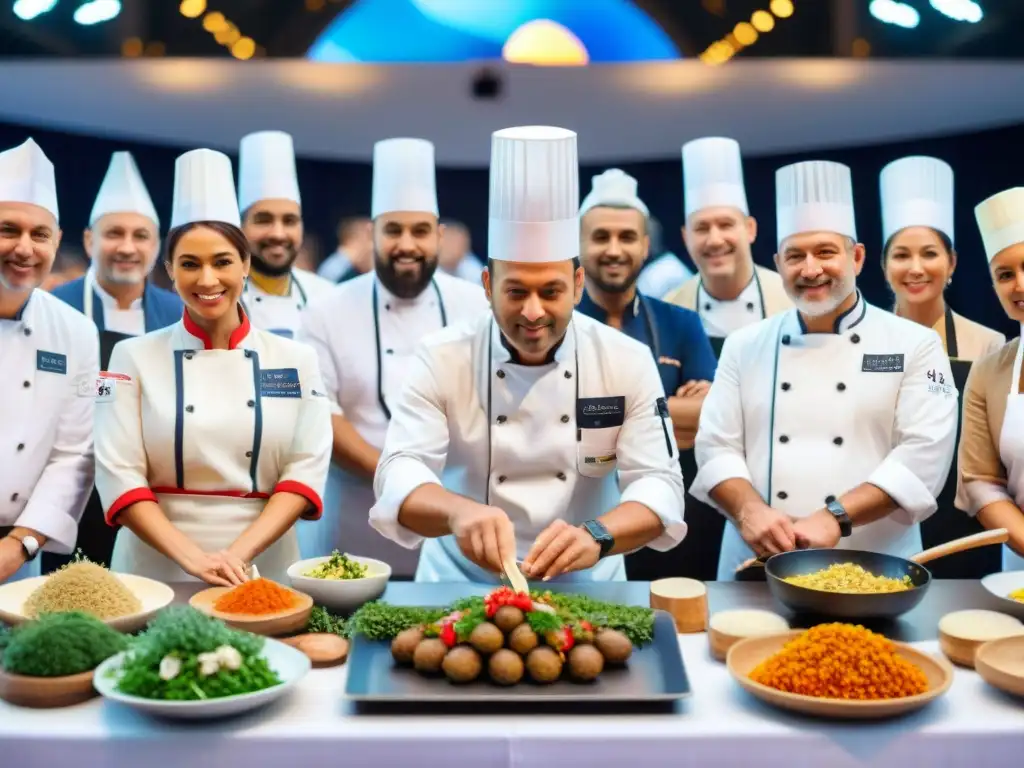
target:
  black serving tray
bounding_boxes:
[344,609,690,708]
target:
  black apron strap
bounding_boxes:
[944,305,959,359]
[709,335,727,359]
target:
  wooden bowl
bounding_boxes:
[650,577,708,634]
[189,582,313,636]
[727,630,953,719]
[708,610,790,663]
[0,668,97,708]
[975,634,1024,698]
[938,610,1024,669]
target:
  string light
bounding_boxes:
[188,6,260,59]
[700,1,796,66]
[179,0,206,18]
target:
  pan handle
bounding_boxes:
[908,528,1009,565]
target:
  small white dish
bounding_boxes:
[980,571,1024,620]
[93,638,310,719]
[286,555,391,614]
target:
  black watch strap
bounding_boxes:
[582,519,615,556]
[826,500,853,538]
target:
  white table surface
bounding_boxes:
[2,633,1023,768]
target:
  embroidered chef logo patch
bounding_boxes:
[861,354,904,373]
[577,396,626,429]
[36,350,67,375]
[90,372,132,402]
[260,368,301,398]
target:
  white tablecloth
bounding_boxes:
[2,635,1023,767]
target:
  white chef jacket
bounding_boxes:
[692,292,958,580]
[0,289,99,579]
[370,311,688,583]
[242,267,334,340]
[93,307,332,583]
[85,268,145,336]
[298,270,490,572]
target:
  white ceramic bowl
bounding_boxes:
[286,555,391,613]
[0,573,174,634]
[981,571,1024,620]
[93,637,310,719]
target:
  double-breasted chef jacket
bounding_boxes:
[370,310,688,583]
[0,289,99,580]
[956,337,1024,572]
[242,267,334,340]
[692,292,959,581]
[299,270,490,573]
[94,307,332,583]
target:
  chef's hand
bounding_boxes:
[183,549,250,587]
[448,503,517,574]
[0,537,27,584]
[521,519,601,581]
[676,380,711,398]
[792,509,842,550]
[736,500,797,558]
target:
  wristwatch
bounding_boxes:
[8,533,40,561]
[581,519,615,557]
[826,499,853,538]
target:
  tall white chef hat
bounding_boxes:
[170,148,241,229]
[776,160,857,246]
[237,130,301,214]
[579,168,649,218]
[975,187,1024,263]
[0,138,59,223]
[89,151,159,227]
[371,138,438,219]
[682,136,749,219]
[880,155,954,246]
[488,126,579,263]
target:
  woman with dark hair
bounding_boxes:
[880,155,1005,578]
[93,149,331,585]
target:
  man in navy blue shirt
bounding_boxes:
[576,169,722,581]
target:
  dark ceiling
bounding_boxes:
[0,0,1020,60]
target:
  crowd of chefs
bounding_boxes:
[2,122,1024,588]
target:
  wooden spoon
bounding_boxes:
[281,633,349,667]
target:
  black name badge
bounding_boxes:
[862,353,904,373]
[260,368,301,398]
[577,396,626,429]
[36,350,67,375]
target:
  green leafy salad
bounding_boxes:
[2,611,127,677]
[113,606,282,701]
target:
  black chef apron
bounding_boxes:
[919,307,1001,579]
[42,328,129,573]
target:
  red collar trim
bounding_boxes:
[182,303,251,350]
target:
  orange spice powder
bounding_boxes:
[213,578,300,615]
[749,623,929,700]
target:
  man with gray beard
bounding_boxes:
[691,160,959,580]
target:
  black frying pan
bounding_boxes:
[762,529,1008,619]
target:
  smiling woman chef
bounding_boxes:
[692,159,959,580]
[369,126,686,583]
[93,148,332,586]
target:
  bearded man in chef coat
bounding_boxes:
[300,137,489,575]
[692,159,959,581]
[237,131,333,338]
[0,139,99,582]
[664,137,791,357]
[370,126,687,583]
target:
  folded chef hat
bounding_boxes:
[488,126,579,263]
[880,155,954,245]
[90,151,159,227]
[682,136,748,219]
[170,148,241,229]
[237,130,301,213]
[776,160,857,246]
[371,138,438,219]
[975,187,1024,262]
[579,168,649,218]
[0,138,59,223]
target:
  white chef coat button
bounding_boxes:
[23,327,31,337]
[564,370,572,379]
[22,380,30,388]
[556,471,567,481]
[247,399,256,408]
[496,370,505,379]
[781,335,791,345]
[16,443,24,451]
[560,414,570,424]
[185,405,194,413]
[837,382,847,391]
[244,350,252,358]
[496,415,507,424]
[850,334,861,344]
[497,475,507,483]
[779,435,789,444]
[825,495,836,504]
[245,450,253,458]
[777,491,788,500]
[10,493,18,502]
[184,352,194,360]
[386,304,392,311]
[704,303,712,312]
[386,349,394,355]
[746,302,755,311]
[781,382,791,391]
[255,296,263,303]
[833,437,844,446]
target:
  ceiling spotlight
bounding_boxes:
[12,0,59,21]
[930,0,983,23]
[74,0,122,25]
[869,0,920,28]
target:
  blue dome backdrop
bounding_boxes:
[307,0,680,63]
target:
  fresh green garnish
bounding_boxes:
[344,602,448,640]
[526,610,563,635]
[2,611,127,677]
[453,605,487,640]
[303,551,370,580]
[532,591,655,646]
[305,606,348,637]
